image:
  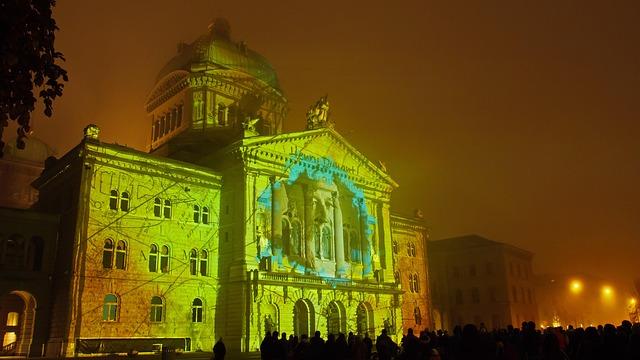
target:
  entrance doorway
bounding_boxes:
[0,291,36,356]
[293,299,315,336]
[326,301,346,336]
[356,302,374,336]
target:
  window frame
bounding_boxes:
[114,240,127,270]
[103,239,114,269]
[150,296,164,323]
[160,245,170,273]
[192,298,203,323]
[103,294,119,322]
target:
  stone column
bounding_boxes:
[303,184,316,272]
[333,192,346,277]
[271,177,283,269]
[359,198,372,277]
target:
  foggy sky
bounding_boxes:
[23,1,640,291]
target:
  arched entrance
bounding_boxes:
[0,291,36,356]
[326,300,346,335]
[293,299,315,336]
[356,302,374,336]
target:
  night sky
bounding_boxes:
[22,1,640,290]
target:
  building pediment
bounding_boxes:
[234,127,398,192]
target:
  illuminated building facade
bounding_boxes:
[0,20,431,357]
[428,235,538,331]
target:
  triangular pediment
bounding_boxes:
[238,127,398,190]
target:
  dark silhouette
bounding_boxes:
[212,337,225,360]
[0,0,68,157]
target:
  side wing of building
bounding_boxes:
[33,137,222,356]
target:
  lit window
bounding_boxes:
[199,250,208,276]
[103,239,114,268]
[202,207,209,225]
[149,244,158,272]
[109,190,118,210]
[154,198,161,217]
[120,192,130,212]
[163,200,172,219]
[192,298,203,323]
[150,296,163,323]
[6,312,19,326]
[115,240,126,269]
[160,245,170,273]
[103,294,118,321]
[189,249,198,276]
[193,205,200,223]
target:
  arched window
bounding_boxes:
[163,200,172,219]
[321,225,332,259]
[414,274,420,292]
[177,104,183,127]
[282,219,291,255]
[408,274,414,292]
[109,190,118,210]
[103,239,114,268]
[103,294,118,321]
[199,250,208,276]
[343,229,350,261]
[154,120,160,140]
[149,244,158,272]
[28,236,44,271]
[313,224,321,257]
[350,230,361,263]
[164,113,171,134]
[115,240,126,269]
[160,245,170,273]
[189,249,198,276]
[394,271,400,284]
[150,296,163,323]
[392,241,399,254]
[291,220,302,256]
[120,191,130,211]
[154,198,161,217]
[193,205,200,223]
[192,298,203,323]
[217,103,226,125]
[171,109,177,131]
[202,207,209,225]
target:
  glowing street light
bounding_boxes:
[601,286,614,300]
[570,280,583,294]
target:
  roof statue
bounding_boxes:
[306,95,333,130]
[243,117,260,137]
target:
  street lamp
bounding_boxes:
[570,280,583,294]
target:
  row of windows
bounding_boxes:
[393,271,421,293]
[452,262,496,278]
[509,262,530,280]
[109,190,212,225]
[189,249,208,276]
[103,240,210,276]
[512,286,535,304]
[109,190,130,211]
[453,286,535,305]
[103,294,203,323]
[391,241,417,257]
[152,104,184,142]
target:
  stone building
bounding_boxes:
[391,213,432,331]
[428,235,538,331]
[1,20,431,357]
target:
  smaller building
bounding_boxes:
[428,235,537,331]
[390,213,432,331]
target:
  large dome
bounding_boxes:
[3,136,55,165]
[156,19,281,90]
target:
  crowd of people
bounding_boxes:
[253,321,640,360]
